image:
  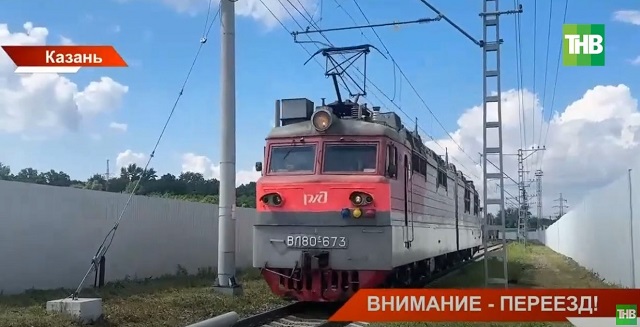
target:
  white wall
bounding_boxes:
[502,230,541,241]
[540,169,640,288]
[0,180,258,295]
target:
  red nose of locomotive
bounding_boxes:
[254,176,391,302]
[256,177,389,218]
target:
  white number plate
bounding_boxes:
[286,235,348,249]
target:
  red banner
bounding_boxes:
[1,45,127,73]
[328,288,640,323]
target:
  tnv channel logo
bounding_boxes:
[563,24,605,66]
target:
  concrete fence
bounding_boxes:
[0,180,258,295]
[539,168,640,288]
[3,167,638,295]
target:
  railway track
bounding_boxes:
[233,243,503,327]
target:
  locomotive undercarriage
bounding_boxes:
[261,245,480,302]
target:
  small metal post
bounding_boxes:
[628,169,636,288]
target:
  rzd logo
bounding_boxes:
[303,191,328,205]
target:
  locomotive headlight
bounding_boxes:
[260,192,283,206]
[350,191,372,206]
[311,109,332,132]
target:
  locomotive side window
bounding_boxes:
[268,145,316,173]
[323,144,377,173]
[464,187,471,213]
[411,153,427,179]
[385,145,393,178]
[474,194,479,215]
[437,168,448,190]
[385,144,398,178]
[434,154,448,190]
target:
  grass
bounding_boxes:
[0,243,614,327]
[0,267,286,327]
[370,242,615,327]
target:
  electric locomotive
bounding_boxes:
[253,97,483,302]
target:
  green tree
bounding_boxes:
[120,164,144,182]
[41,170,72,186]
[0,163,258,208]
[0,162,12,180]
[16,168,45,184]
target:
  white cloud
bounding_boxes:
[428,85,640,217]
[74,77,129,115]
[631,56,640,66]
[181,152,260,186]
[116,149,147,168]
[119,0,318,28]
[59,35,75,45]
[111,25,121,33]
[613,10,640,25]
[0,22,129,136]
[109,121,128,132]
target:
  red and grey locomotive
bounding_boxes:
[253,97,482,302]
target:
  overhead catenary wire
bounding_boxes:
[529,0,537,151]
[68,1,221,299]
[521,0,536,181]
[512,0,525,153]
[347,2,482,171]
[535,0,554,167]
[260,0,480,180]
[346,1,481,168]
[262,0,389,114]
[265,0,354,92]
[539,0,569,169]
[296,0,481,175]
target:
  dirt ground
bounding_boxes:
[0,243,613,327]
[370,242,615,327]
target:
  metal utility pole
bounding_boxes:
[553,193,568,218]
[515,147,544,246]
[516,149,526,243]
[535,170,543,231]
[479,0,522,289]
[105,159,110,191]
[214,0,242,296]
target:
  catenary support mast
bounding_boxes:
[516,147,543,245]
[481,0,522,288]
[214,0,242,296]
[535,169,543,231]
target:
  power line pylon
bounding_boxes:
[480,0,522,289]
[553,193,568,218]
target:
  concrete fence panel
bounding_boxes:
[0,180,258,294]
[541,169,640,288]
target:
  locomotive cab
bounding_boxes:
[252,98,396,301]
[252,97,482,302]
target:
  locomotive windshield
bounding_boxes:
[323,144,377,173]
[268,145,316,173]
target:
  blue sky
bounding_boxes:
[1,0,639,184]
